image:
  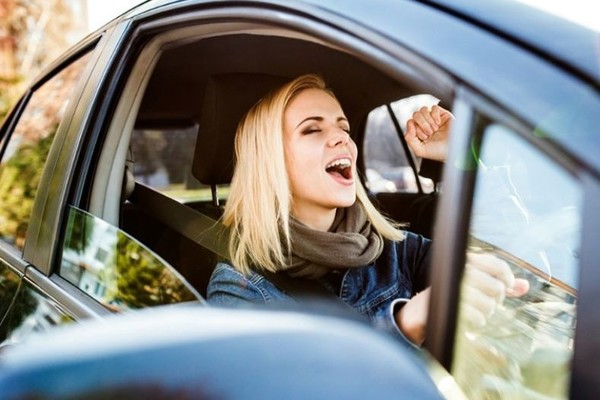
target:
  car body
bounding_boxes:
[0,0,598,398]
[0,305,445,400]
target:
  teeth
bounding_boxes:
[326,158,351,169]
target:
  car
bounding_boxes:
[0,0,598,398]
[0,305,445,400]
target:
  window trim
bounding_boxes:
[571,173,600,397]
[20,45,100,271]
[21,32,112,275]
[425,92,477,367]
[26,266,109,320]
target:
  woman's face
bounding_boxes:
[283,88,357,227]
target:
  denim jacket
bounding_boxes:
[207,232,431,346]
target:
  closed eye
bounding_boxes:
[303,126,321,134]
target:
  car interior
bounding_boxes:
[2,6,591,397]
[95,23,451,299]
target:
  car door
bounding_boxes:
[0,25,205,349]
[0,261,22,347]
[427,83,599,398]
[0,45,97,347]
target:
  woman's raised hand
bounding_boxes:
[405,105,453,162]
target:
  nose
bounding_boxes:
[327,128,350,148]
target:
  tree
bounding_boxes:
[114,232,198,309]
[0,0,86,122]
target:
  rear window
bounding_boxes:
[0,52,91,250]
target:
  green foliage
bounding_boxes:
[0,264,21,318]
[63,208,94,254]
[0,266,37,342]
[113,232,197,309]
[0,129,56,248]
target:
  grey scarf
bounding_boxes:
[282,202,384,279]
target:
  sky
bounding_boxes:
[86,0,146,32]
[86,0,599,33]
[516,0,600,32]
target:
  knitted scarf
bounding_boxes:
[282,202,384,279]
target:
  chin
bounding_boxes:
[335,195,357,208]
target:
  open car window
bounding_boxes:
[130,125,225,204]
[58,206,204,311]
[451,123,581,398]
[364,95,439,194]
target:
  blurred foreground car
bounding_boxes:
[0,306,444,400]
[0,0,598,398]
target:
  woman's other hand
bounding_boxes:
[405,105,453,162]
[394,252,529,345]
[461,252,530,328]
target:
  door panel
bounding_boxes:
[450,123,581,399]
[0,278,74,352]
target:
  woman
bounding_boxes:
[207,74,523,346]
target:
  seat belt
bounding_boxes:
[128,182,361,317]
[128,182,229,258]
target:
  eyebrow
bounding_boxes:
[295,116,348,129]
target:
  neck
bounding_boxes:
[292,206,336,232]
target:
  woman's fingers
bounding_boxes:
[413,106,437,137]
[464,264,507,304]
[462,283,498,320]
[506,278,530,297]
[430,105,443,125]
[461,253,529,327]
[461,252,531,328]
[407,105,453,142]
[405,104,453,161]
[466,252,515,290]
[460,302,487,329]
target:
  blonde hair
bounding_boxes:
[223,74,404,275]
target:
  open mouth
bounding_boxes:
[325,158,353,180]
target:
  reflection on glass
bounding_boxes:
[469,125,581,289]
[60,207,202,311]
[0,51,91,250]
[452,125,581,399]
[0,281,73,352]
[0,262,22,327]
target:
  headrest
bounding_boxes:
[192,73,287,185]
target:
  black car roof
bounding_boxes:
[423,0,600,87]
[124,0,599,87]
[114,0,598,172]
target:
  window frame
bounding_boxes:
[19,32,111,274]
[85,3,456,221]
[0,51,94,252]
[453,117,581,399]
[571,173,600,396]
[426,85,596,397]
